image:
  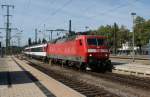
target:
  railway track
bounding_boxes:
[87,71,150,90]
[18,57,119,97]
[18,56,150,96]
[23,57,150,90]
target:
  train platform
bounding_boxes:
[110,55,150,77]
[110,54,150,60]
[0,56,85,97]
[113,62,150,77]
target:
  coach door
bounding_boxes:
[76,39,85,62]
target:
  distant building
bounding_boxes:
[118,42,139,55]
[141,40,150,55]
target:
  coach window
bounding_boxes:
[79,39,82,46]
[31,47,43,52]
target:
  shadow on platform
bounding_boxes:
[0,71,38,85]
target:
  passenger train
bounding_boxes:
[24,35,113,72]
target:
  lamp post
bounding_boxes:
[131,12,136,62]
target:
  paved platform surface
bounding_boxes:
[110,55,150,77]
[110,55,150,60]
[110,54,150,65]
[113,62,150,77]
[0,57,47,97]
[15,57,85,97]
[0,56,85,97]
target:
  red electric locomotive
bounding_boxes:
[46,35,112,71]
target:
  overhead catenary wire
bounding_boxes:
[83,0,139,19]
[70,0,140,29]
[28,0,140,41]
[50,0,73,16]
[37,0,139,29]
[36,0,73,28]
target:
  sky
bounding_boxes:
[0,0,150,46]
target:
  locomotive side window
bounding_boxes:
[31,47,43,52]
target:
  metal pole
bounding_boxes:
[35,29,37,43]
[1,5,14,55]
[131,12,136,62]
[0,37,3,57]
[46,29,67,41]
[69,20,72,34]
[114,23,117,55]
[49,32,50,41]
[0,33,3,57]
[51,31,52,41]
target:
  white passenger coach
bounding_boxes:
[24,44,47,57]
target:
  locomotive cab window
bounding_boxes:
[97,39,106,46]
[87,38,97,46]
[87,38,106,46]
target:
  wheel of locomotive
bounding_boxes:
[68,61,74,67]
[74,62,81,69]
[105,60,113,72]
[43,57,47,63]
[65,60,69,66]
[80,63,87,71]
[91,62,106,73]
[101,62,107,73]
[52,59,57,64]
[48,58,53,65]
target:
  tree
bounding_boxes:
[112,23,119,54]
[118,25,130,45]
[94,23,130,54]
[133,16,150,54]
[132,16,150,54]
[141,19,150,53]
[42,38,47,43]
[38,38,41,44]
[134,16,145,46]
[97,25,112,36]
[135,16,145,26]
[96,25,113,48]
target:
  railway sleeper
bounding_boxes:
[80,89,104,93]
[63,83,91,88]
[79,91,107,96]
[60,80,86,85]
[73,87,97,91]
[70,86,94,89]
[68,84,92,88]
[24,58,120,97]
[59,80,83,84]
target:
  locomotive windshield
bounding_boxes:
[87,38,106,46]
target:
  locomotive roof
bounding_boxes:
[49,35,77,44]
[49,35,107,44]
[80,35,107,38]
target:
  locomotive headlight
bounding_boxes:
[105,54,108,57]
[89,54,92,56]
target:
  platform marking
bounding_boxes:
[12,58,56,97]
